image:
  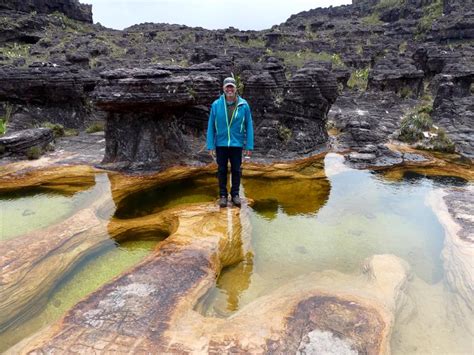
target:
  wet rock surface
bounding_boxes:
[427,185,474,333]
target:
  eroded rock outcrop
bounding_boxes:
[0,0,92,23]
[0,66,97,129]
[0,127,53,156]
[93,62,338,170]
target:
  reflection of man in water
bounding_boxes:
[206,77,254,208]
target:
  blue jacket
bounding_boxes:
[206,94,254,150]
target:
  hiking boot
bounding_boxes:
[219,196,228,208]
[231,195,241,207]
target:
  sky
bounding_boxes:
[81,0,352,31]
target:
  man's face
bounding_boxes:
[224,85,236,98]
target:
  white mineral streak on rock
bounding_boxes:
[297,330,357,355]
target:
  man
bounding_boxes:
[206,77,254,208]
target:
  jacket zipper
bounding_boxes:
[224,97,240,147]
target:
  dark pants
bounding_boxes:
[216,146,242,198]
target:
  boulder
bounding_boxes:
[0,127,53,156]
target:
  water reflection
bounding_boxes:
[202,154,467,317]
[244,175,331,217]
[114,175,216,219]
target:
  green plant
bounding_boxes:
[86,122,105,133]
[361,13,383,25]
[234,75,245,94]
[399,86,413,99]
[399,41,408,54]
[375,0,405,12]
[42,122,65,137]
[187,87,197,100]
[399,112,432,143]
[275,49,346,69]
[64,128,79,136]
[2,42,31,59]
[26,146,42,160]
[0,103,13,135]
[347,68,370,91]
[417,0,443,34]
[277,124,292,142]
[428,129,455,153]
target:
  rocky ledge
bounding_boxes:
[93,62,338,171]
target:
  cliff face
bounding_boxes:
[0,0,92,23]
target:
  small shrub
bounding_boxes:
[277,124,292,142]
[347,68,369,91]
[86,122,105,133]
[234,74,245,94]
[399,86,413,99]
[0,119,6,135]
[375,0,405,12]
[399,112,432,143]
[275,49,346,69]
[399,41,408,54]
[64,128,79,136]
[26,146,42,160]
[361,13,383,25]
[429,129,455,153]
[42,122,65,137]
[417,0,443,34]
[0,103,13,135]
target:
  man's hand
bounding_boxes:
[209,149,216,159]
[243,150,252,158]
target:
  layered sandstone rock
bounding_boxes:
[0,66,96,128]
[93,63,337,170]
[0,0,92,23]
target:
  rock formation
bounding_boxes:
[0,0,92,23]
[93,63,337,170]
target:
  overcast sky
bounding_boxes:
[81,0,351,31]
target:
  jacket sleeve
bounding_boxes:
[206,103,216,150]
[245,104,254,150]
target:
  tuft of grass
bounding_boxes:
[347,68,370,91]
[428,129,455,153]
[375,0,406,12]
[0,103,13,135]
[86,122,105,133]
[26,146,42,160]
[277,124,292,142]
[417,0,443,34]
[42,122,65,137]
[399,112,432,143]
[399,41,408,54]
[361,13,383,25]
[400,86,413,99]
[64,128,79,136]
[275,49,346,69]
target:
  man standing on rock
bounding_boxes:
[206,77,254,208]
